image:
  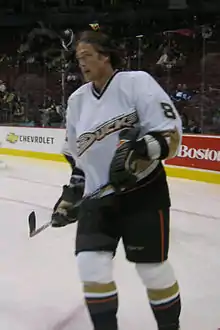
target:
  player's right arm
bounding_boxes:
[66,98,78,161]
[66,95,85,182]
[51,95,84,227]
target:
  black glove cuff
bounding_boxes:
[134,138,149,159]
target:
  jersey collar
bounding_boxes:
[91,69,120,99]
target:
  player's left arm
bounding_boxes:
[134,71,182,161]
[109,72,182,190]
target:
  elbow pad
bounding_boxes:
[135,130,180,161]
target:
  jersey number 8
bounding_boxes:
[160,102,176,119]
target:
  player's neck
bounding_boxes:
[93,67,116,92]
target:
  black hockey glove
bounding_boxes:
[109,127,145,191]
[51,180,84,227]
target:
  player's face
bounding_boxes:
[76,42,108,82]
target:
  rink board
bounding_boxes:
[1,147,220,185]
[0,126,219,184]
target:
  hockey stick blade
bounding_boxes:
[28,211,36,236]
[28,211,51,238]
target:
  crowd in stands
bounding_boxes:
[0,19,220,134]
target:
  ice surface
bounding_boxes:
[0,155,220,330]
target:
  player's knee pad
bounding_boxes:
[76,251,114,283]
[135,260,176,289]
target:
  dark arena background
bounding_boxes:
[0,0,219,134]
[0,2,220,330]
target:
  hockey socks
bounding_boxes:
[148,281,181,330]
[83,281,118,330]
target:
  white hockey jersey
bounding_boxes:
[66,70,182,196]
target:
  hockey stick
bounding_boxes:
[28,182,112,238]
[28,211,51,237]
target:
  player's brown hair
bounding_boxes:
[76,30,122,69]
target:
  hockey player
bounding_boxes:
[63,30,183,330]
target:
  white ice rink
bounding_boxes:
[0,155,220,330]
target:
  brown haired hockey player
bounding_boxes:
[60,30,182,330]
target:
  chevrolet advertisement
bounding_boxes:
[6,132,54,145]
[0,127,65,154]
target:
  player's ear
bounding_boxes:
[105,56,110,64]
[99,53,110,64]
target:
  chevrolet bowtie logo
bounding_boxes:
[6,132,19,144]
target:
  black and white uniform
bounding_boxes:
[66,70,182,330]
